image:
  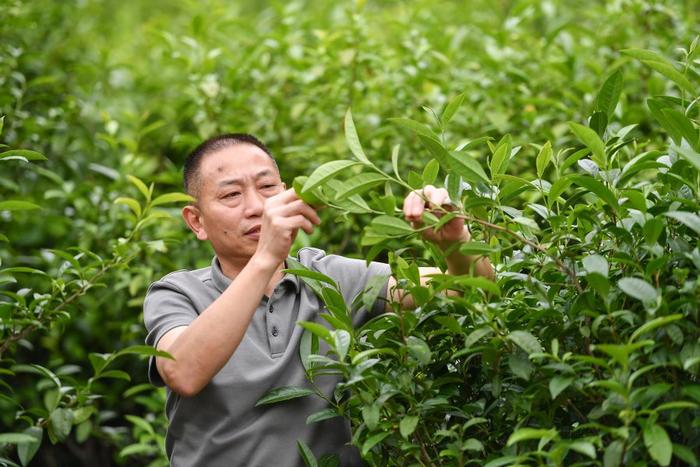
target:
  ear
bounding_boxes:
[182,204,208,241]
[281,181,287,190]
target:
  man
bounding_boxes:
[143,134,494,466]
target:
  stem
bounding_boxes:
[454,213,582,292]
[414,428,437,467]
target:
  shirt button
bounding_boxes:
[271,326,279,337]
[269,305,274,313]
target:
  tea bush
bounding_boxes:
[0,0,698,465]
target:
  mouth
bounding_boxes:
[244,225,261,238]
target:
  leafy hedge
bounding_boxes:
[267,47,700,466]
[1,0,699,465]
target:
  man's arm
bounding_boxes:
[386,185,495,310]
[154,189,319,397]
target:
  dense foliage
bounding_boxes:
[1,0,699,465]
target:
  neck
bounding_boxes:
[218,254,285,286]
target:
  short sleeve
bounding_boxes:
[143,279,198,386]
[303,250,392,327]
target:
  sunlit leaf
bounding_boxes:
[345,108,370,164]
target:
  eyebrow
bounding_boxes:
[217,169,276,188]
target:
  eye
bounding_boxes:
[223,192,241,198]
[261,184,277,190]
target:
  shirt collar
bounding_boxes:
[210,256,301,295]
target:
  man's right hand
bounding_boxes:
[253,188,321,269]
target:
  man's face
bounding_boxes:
[186,143,284,261]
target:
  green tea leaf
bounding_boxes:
[49,408,74,442]
[664,210,700,236]
[334,173,386,200]
[0,149,48,162]
[362,432,391,456]
[391,144,402,181]
[407,336,431,365]
[17,426,42,466]
[644,424,672,466]
[506,428,558,446]
[596,69,623,117]
[583,254,609,277]
[255,386,316,406]
[389,117,439,139]
[508,352,534,380]
[127,175,150,201]
[115,197,142,217]
[422,158,440,185]
[306,408,339,425]
[345,109,370,164]
[660,108,699,148]
[0,433,38,444]
[442,92,466,124]
[298,321,333,345]
[508,331,543,355]
[0,200,41,211]
[604,440,624,467]
[113,345,173,360]
[459,241,496,256]
[536,141,552,179]
[594,340,653,367]
[570,441,596,459]
[399,415,419,438]
[549,375,573,399]
[589,110,608,138]
[362,404,380,430]
[297,439,318,467]
[570,175,619,214]
[464,327,493,349]
[151,192,195,206]
[419,135,490,185]
[672,444,698,466]
[629,314,683,342]
[489,140,510,177]
[618,277,658,304]
[303,160,358,193]
[370,215,414,236]
[642,60,695,95]
[333,330,351,361]
[284,259,339,288]
[569,122,607,168]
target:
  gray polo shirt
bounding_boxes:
[143,247,391,467]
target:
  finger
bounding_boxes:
[429,188,448,208]
[276,200,321,225]
[409,191,426,219]
[277,188,301,203]
[403,191,420,219]
[283,215,315,235]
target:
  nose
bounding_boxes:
[243,187,265,218]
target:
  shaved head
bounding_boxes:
[183,133,278,197]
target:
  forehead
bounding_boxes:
[199,143,279,187]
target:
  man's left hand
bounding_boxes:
[403,185,470,248]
